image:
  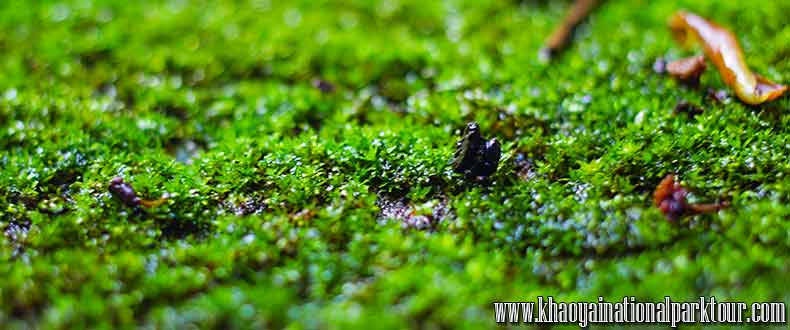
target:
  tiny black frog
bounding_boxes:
[451,122,501,179]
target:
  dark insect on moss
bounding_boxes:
[109,177,140,207]
[451,122,501,179]
[653,175,727,221]
[109,177,167,208]
[673,100,704,117]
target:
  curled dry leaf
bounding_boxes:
[540,0,601,61]
[669,11,787,105]
[666,55,707,85]
[653,174,727,221]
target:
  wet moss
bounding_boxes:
[0,0,789,329]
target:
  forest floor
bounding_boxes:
[1,0,789,329]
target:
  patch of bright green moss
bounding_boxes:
[1,0,789,329]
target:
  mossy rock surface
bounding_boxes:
[1,0,789,329]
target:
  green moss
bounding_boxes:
[1,0,789,329]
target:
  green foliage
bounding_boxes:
[1,0,789,329]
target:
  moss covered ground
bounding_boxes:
[1,0,789,329]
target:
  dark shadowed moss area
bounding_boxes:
[1,0,789,329]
